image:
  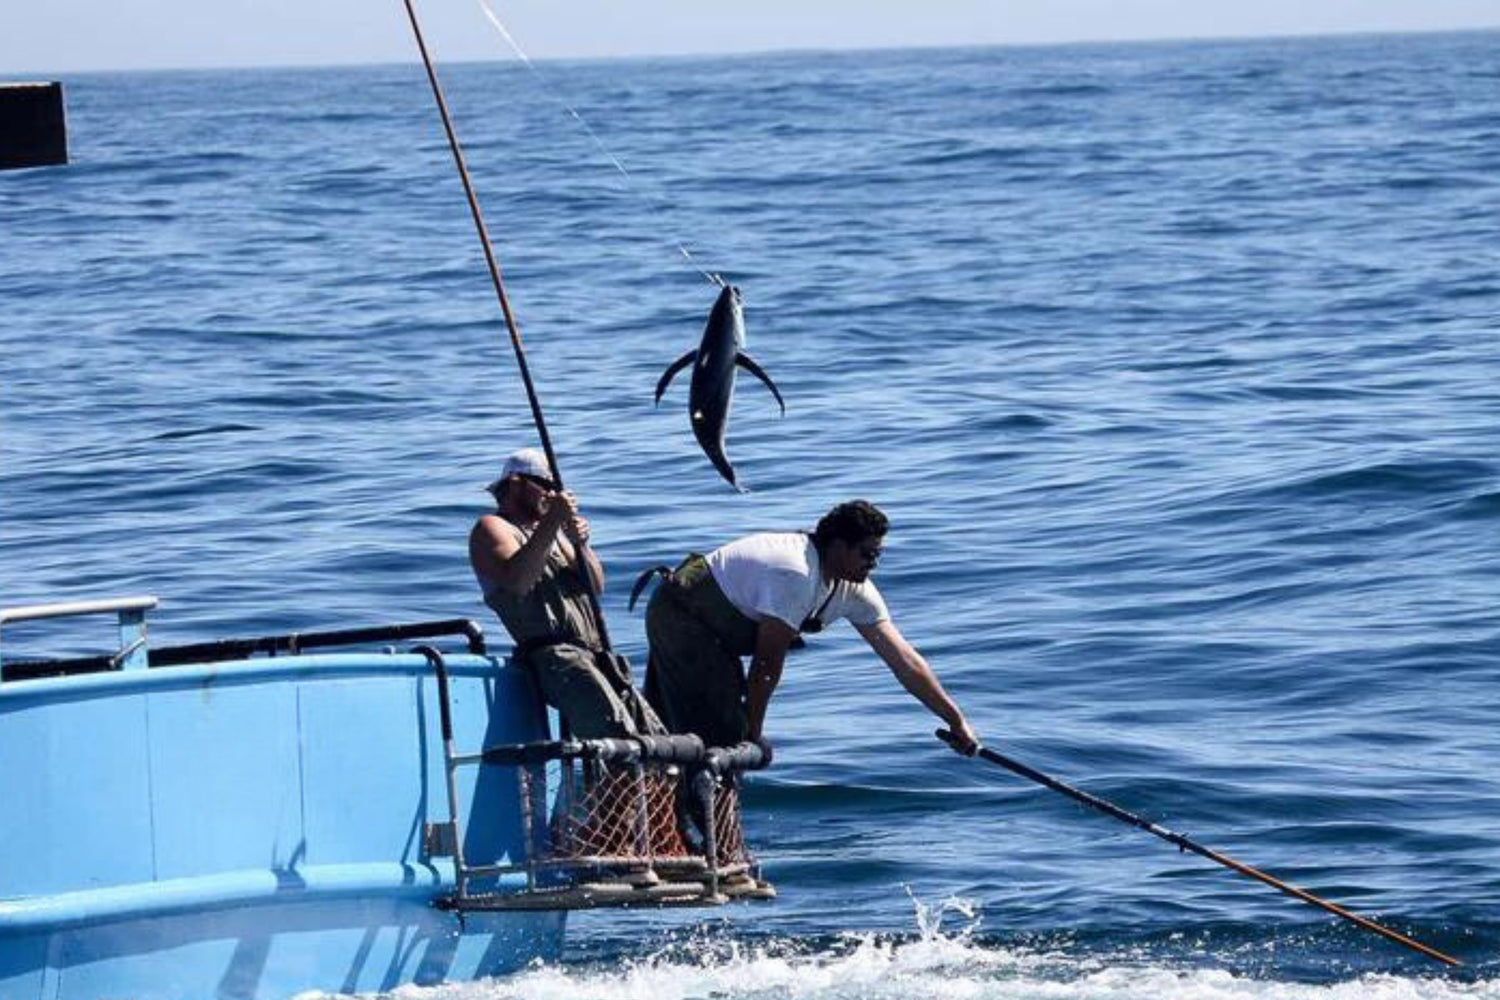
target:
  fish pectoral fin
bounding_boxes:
[654,350,698,406]
[735,353,786,416]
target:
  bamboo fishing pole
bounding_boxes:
[936,729,1460,967]
[399,0,615,652]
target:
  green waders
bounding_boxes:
[486,525,662,739]
[643,553,760,749]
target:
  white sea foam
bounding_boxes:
[386,947,1499,1000]
[378,894,1498,1000]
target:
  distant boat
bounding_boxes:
[0,82,68,170]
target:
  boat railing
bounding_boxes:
[0,603,488,683]
[0,595,159,678]
[415,645,772,911]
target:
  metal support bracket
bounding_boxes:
[424,821,458,859]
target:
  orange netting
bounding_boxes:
[552,762,697,862]
[711,778,749,867]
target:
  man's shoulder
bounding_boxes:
[723,532,812,573]
[838,578,890,624]
[473,513,520,541]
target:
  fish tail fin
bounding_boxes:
[705,446,744,492]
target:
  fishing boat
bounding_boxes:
[0,603,563,998]
[0,598,766,1000]
[0,2,769,996]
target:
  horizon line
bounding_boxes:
[15,23,1500,79]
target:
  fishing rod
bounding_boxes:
[936,729,1461,967]
[399,0,615,652]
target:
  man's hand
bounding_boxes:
[753,734,774,767]
[944,719,980,757]
[565,513,591,548]
[539,490,578,533]
[540,491,590,547]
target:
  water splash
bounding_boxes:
[908,884,983,940]
[364,895,1500,1000]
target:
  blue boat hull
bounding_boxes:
[0,650,566,999]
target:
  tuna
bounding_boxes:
[655,285,785,491]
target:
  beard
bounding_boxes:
[503,485,548,524]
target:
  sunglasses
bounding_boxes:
[518,473,556,491]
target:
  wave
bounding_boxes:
[1009,82,1115,99]
[1250,460,1495,504]
[1453,491,1500,520]
[148,423,259,441]
[903,144,1056,168]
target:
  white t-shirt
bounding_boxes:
[705,532,890,631]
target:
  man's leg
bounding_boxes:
[529,646,636,739]
[593,649,668,736]
[644,589,748,748]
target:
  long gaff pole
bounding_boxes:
[400,0,613,651]
[937,730,1460,967]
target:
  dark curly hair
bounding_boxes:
[812,500,888,551]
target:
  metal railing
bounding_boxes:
[0,596,158,680]
[0,605,487,683]
[414,645,771,911]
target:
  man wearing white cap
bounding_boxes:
[469,448,661,738]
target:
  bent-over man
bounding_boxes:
[470,448,661,738]
[643,499,978,755]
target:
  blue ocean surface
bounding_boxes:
[4,28,1500,999]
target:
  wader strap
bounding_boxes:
[628,565,673,612]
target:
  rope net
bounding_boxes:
[550,760,753,869]
[711,778,748,866]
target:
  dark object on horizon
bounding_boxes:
[655,284,785,492]
[0,82,68,170]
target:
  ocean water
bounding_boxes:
[4,28,1500,1000]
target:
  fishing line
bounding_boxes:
[473,0,724,288]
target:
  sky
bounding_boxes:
[5,0,1500,75]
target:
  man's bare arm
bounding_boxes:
[745,617,798,741]
[470,497,574,596]
[857,619,978,753]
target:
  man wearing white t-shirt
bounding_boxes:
[643,500,978,757]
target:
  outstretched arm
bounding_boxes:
[857,619,978,754]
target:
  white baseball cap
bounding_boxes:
[486,447,553,494]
